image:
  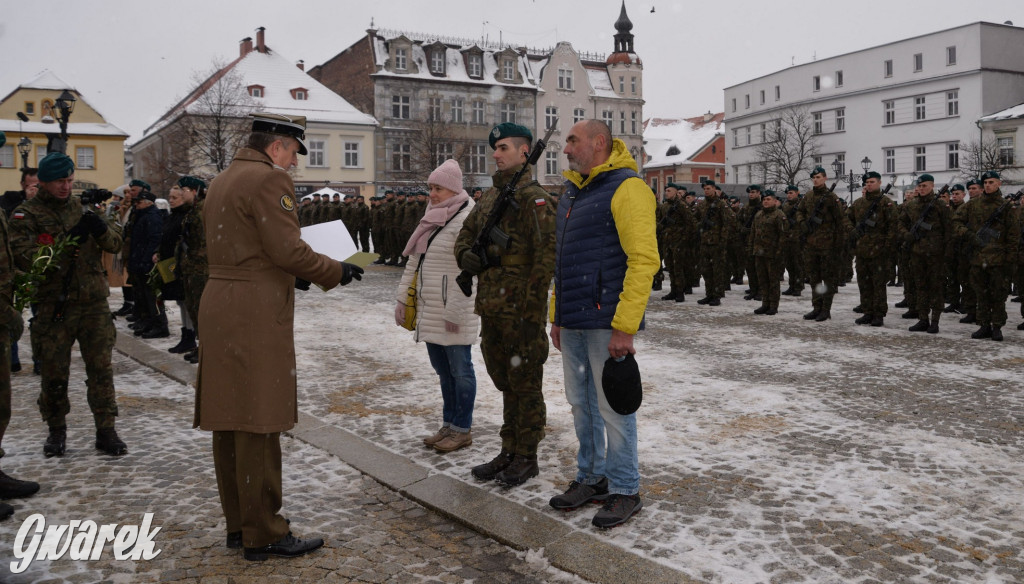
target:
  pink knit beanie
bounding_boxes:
[427,159,464,194]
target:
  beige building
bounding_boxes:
[0,70,128,191]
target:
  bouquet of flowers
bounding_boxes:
[13,233,79,311]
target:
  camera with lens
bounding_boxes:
[80,188,112,206]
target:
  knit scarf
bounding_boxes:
[403,190,470,256]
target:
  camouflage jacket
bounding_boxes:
[663,199,697,250]
[781,198,801,243]
[749,207,787,258]
[738,199,763,242]
[693,196,733,247]
[847,190,897,260]
[796,185,843,250]
[454,164,556,323]
[953,189,1017,266]
[899,192,953,257]
[9,188,122,303]
[0,211,16,327]
[178,199,208,276]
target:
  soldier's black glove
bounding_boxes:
[340,262,363,286]
[295,278,311,291]
[78,212,108,237]
[459,250,484,276]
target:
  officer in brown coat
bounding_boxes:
[194,113,363,561]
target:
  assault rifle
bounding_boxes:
[456,122,558,297]
[907,184,949,241]
[849,183,893,244]
[976,190,1023,248]
[800,182,837,243]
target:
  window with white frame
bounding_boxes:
[884,100,895,125]
[731,98,737,112]
[472,100,485,124]
[573,107,585,123]
[913,53,923,72]
[451,98,464,123]
[835,108,845,132]
[428,97,442,121]
[0,146,14,169]
[307,137,326,167]
[813,156,822,166]
[392,95,410,119]
[885,148,895,173]
[998,137,1015,165]
[833,154,845,176]
[395,47,407,71]
[468,143,487,174]
[631,111,638,135]
[947,91,959,116]
[36,146,46,164]
[813,76,821,91]
[915,96,926,121]
[430,50,444,74]
[745,126,751,145]
[732,129,739,147]
[813,112,822,135]
[545,106,558,130]
[946,46,957,66]
[545,151,558,175]
[468,54,482,77]
[434,143,453,168]
[745,94,750,109]
[618,76,625,93]
[631,76,637,94]
[760,123,766,143]
[557,68,573,90]
[836,70,844,87]
[759,90,765,105]
[500,102,516,123]
[619,111,626,134]
[650,177,658,194]
[947,143,959,169]
[602,110,613,129]
[293,89,307,101]
[502,59,515,81]
[76,146,95,169]
[392,142,410,171]
[915,146,927,171]
[774,85,780,101]
[884,59,893,78]
[344,141,360,168]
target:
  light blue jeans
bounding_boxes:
[425,343,477,432]
[559,328,639,495]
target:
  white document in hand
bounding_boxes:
[300,220,356,262]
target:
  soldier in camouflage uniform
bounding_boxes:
[370,195,385,260]
[738,185,763,300]
[954,171,1017,340]
[727,196,744,287]
[454,123,555,488]
[958,179,983,323]
[944,184,968,314]
[652,188,667,292]
[683,190,701,291]
[895,187,918,314]
[749,190,787,315]
[354,195,370,252]
[780,186,804,296]
[176,176,208,364]
[899,174,953,334]
[796,166,844,322]
[847,172,897,327]
[9,152,127,457]
[694,181,734,305]
[661,184,696,302]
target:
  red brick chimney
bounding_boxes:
[256,27,266,53]
[240,36,253,57]
[296,60,304,71]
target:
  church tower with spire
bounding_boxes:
[605,2,644,165]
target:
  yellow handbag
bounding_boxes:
[401,270,418,331]
[155,257,177,283]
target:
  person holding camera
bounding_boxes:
[8,152,127,457]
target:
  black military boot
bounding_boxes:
[675,293,685,303]
[855,314,873,325]
[765,306,778,315]
[871,315,884,327]
[852,305,864,313]
[1017,321,1024,330]
[901,310,919,320]
[927,319,939,334]
[991,326,1003,341]
[494,454,539,488]
[894,299,909,308]
[44,426,66,457]
[814,309,831,322]
[908,319,929,332]
[971,325,992,339]
[96,427,128,456]
[781,287,795,296]
[803,308,821,320]
[651,280,662,291]
[959,313,977,324]
[168,328,197,353]
[471,450,514,481]
[113,301,134,317]
[696,296,712,305]
[683,286,693,295]
[754,305,769,315]
[707,297,721,306]
[0,470,40,499]
[183,348,199,364]
[661,290,678,301]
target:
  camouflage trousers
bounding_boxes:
[754,256,780,309]
[666,244,688,294]
[181,268,209,335]
[745,252,760,294]
[479,317,548,457]
[910,252,945,322]
[699,245,728,299]
[782,241,804,292]
[686,247,701,288]
[30,300,118,429]
[855,255,890,317]
[805,248,838,311]
[0,322,10,458]
[970,264,1010,327]
[957,254,976,314]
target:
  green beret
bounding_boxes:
[917,173,935,183]
[0,131,5,149]
[703,180,716,187]
[177,176,206,191]
[38,152,75,182]
[965,178,981,188]
[863,171,881,181]
[746,184,762,193]
[665,183,678,191]
[981,170,1001,181]
[489,123,532,150]
[810,166,827,177]
[763,189,776,198]
[786,185,800,193]
[130,179,151,190]
[951,184,965,192]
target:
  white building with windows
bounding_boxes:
[724,21,1024,198]
[977,101,1024,182]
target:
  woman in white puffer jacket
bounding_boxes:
[395,159,479,453]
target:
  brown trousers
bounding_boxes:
[212,430,289,548]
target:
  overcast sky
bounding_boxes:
[1,0,1020,143]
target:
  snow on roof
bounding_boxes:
[979,101,1024,122]
[0,119,128,137]
[643,113,725,169]
[586,68,616,98]
[18,69,76,91]
[370,34,540,90]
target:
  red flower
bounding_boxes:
[36,233,54,246]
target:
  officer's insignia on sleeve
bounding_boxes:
[280,194,296,212]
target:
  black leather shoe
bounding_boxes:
[683,286,693,295]
[814,310,831,322]
[495,455,539,488]
[0,470,40,499]
[227,531,243,549]
[960,313,977,324]
[96,428,128,456]
[790,290,802,297]
[803,309,821,320]
[908,319,929,332]
[471,450,514,481]
[243,532,324,561]
[971,326,992,339]
[991,326,1003,341]
[44,426,66,458]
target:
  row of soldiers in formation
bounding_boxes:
[656,168,1024,340]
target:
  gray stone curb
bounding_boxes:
[115,333,692,584]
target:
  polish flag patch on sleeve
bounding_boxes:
[11,212,24,220]
[534,198,547,206]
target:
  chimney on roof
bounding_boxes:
[256,26,266,53]
[703,111,713,122]
[296,60,304,71]
[240,36,253,57]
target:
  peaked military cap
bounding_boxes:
[981,170,1001,180]
[488,123,532,150]
[917,173,935,183]
[251,112,308,155]
[810,166,827,177]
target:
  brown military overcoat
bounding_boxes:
[194,148,342,433]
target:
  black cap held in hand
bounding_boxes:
[602,354,642,415]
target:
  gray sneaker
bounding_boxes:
[549,478,609,510]
[591,494,642,528]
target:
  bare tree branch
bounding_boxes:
[752,106,822,189]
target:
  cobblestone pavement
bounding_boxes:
[0,343,582,583]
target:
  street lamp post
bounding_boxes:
[17,137,32,169]
[48,89,77,155]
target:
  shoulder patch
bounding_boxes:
[280,194,296,212]
[11,212,24,220]
[534,198,547,206]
